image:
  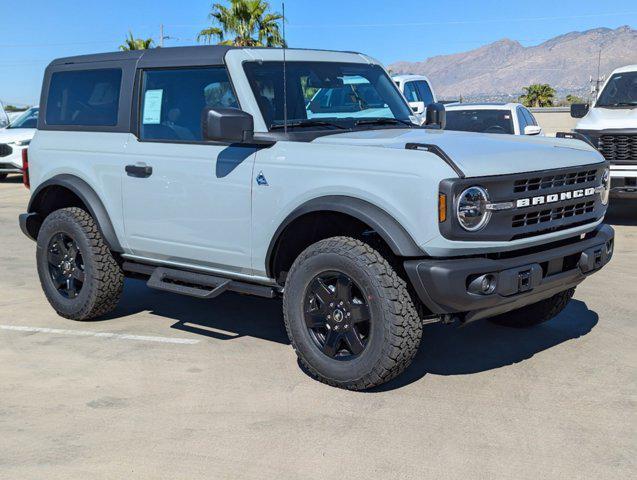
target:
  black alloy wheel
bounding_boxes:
[304,271,371,360]
[46,232,85,299]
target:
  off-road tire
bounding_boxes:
[36,207,124,320]
[488,288,575,328]
[283,236,423,390]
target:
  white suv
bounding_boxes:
[0,107,38,180]
[19,46,614,390]
[445,103,542,136]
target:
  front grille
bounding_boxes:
[598,135,637,163]
[513,169,597,193]
[0,144,12,158]
[512,201,595,228]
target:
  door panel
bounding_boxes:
[122,139,256,273]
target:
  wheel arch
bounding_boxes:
[26,174,123,252]
[266,195,424,280]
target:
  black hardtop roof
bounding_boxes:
[48,45,362,69]
[49,45,238,67]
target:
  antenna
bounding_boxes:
[282,1,288,135]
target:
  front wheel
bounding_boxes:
[0,173,8,181]
[488,288,575,328]
[36,207,124,320]
[283,237,423,390]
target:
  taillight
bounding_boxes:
[22,147,30,189]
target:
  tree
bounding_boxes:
[119,31,154,51]
[519,84,556,108]
[565,94,585,104]
[197,0,285,47]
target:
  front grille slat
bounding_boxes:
[513,169,596,193]
[598,134,637,163]
[512,201,595,228]
[0,144,12,158]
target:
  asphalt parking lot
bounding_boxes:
[0,177,635,479]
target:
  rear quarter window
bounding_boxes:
[46,69,122,126]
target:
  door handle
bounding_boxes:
[125,164,153,178]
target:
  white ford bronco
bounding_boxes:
[20,46,614,390]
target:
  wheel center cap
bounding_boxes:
[332,309,344,323]
[62,261,72,274]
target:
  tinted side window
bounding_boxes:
[415,81,434,105]
[46,69,122,126]
[140,67,238,142]
[522,108,537,126]
[403,82,419,102]
[516,107,528,132]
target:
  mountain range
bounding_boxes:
[389,26,637,100]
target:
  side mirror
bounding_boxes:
[524,125,542,136]
[570,103,589,119]
[202,107,254,143]
[424,102,446,129]
[409,101,425,114]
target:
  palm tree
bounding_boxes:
[519,84,556,108]
[119,31,154,51]
[197,0,285,47]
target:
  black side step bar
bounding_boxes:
[123,262,277,299]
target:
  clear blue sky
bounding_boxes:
[1,0,635,105]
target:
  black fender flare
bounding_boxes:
[266,195,424,276]
[27,174,123,252]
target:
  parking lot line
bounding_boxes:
[0,324,200,345]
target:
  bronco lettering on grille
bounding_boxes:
[516,187,596,208]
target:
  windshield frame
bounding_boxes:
[596,71,637,109]
[7,107,39,129]
[241,60,416,132]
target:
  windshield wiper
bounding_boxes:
[354,118,415,127]
[270,119,349,130]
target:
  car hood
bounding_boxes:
[575,106,637,131]
[0,128,36,143]
[312,128,604,177]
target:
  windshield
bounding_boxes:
[597,72,637,108]
[8,107,39,129]
[243,61,414,130]
[445,109,514,135]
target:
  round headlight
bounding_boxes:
[600,168,610,205]
[457,186,491,231]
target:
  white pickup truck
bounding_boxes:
[571,65,637,198]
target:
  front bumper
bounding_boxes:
[610,174,637,199]
[405,224,614,322]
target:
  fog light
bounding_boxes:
[468,273,498,295]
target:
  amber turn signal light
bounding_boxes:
[438,193,447,223]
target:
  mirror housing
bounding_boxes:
[570,103,589,119]
[202,107,254,143]
[524,125,542,136]
[424,103,446,129]
[409,101,426,114]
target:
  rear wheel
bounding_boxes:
[488,288,575,328]
[0,173,8,181]
[36,207,124,320]
[283,236,423,390]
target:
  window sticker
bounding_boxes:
[142,89,163,124]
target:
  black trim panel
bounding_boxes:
[26,175,123,252]
[265,195,424,277]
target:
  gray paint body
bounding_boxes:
[27,46,608,283]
